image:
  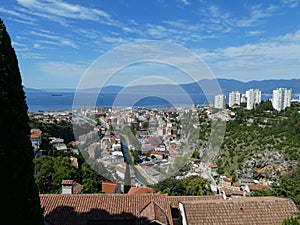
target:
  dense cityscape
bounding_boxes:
[26,85,300,224]
[29,86,299,189]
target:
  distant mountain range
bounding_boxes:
[215,78,300,95]
[25,78,300,97]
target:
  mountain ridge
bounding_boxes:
[25,78,300,96]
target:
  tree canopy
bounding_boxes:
[0,18,44,224]
[153,175,213,196]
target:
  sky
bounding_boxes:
[1,0,300,89]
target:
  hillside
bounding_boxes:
[211,102,300,182]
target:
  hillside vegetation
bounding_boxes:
[215,101,300,181]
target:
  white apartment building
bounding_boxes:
[228,91,241,107]
[241,94,247,103]
[214,94,226,109]
[272,88,292,111]
[245,89,262,110]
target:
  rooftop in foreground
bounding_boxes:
[39,194,299,225]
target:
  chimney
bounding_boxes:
[61,180,74,194]
[222,191,227,200]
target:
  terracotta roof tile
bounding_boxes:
[180,196,299,225]
[128,187,154,194]
[72,182,83,194]
[247,184,269,191]
[220,187,250,197]
[101,181,118,194]
[40,194,173,225]
[61,180,74,185]
[169,195,222,208]
[30,130,42,139]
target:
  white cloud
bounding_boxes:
[33,43,41,48]
[101,36,128,44]
[21,52,46,59]
[146,25,171,38]
[144,22,215,44]
[39,61,86,79]
[16,0,111,24]
[198,30,300,80]
[281,0,300,8]
[237,4,277,27]
[245,30,264,36]
[12,41,27,47]
[30,30,77,48]
[164,20,203,32]
[0,7,36,22]
[276,30,300,42]
[181,0,189,5]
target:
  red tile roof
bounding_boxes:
[169,195,222,208]
[40,194,173,225]
[147,136,163,147]
[101,181,118,194]
[72,182,83,194]
[180,196,299,225]
[207,162,218,169]
[219,187,250,197]
[30,130,42,139]
[61,179,73,185]
[247,184,269,191]
[127,187,154,194]
[71,141,80,147]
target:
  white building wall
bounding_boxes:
[179,202,188,225]
[284,88,292,109]
[214,94,226,109]
[246,89,261,110]
[272,88,292,111]
[229,91,241,107]
[241,94,247,103]
[62,185,72,194]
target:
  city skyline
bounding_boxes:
[214,87,296,111]
[1,0,300,89]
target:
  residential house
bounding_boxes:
[142,136,165,153]
[149,150,169,160]
[49,137,68,151]
[30,128,42,156]
[219,174,232,188]
[207,162,219,178]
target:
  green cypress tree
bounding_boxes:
[0,19,44,224]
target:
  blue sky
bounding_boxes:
[1,0,300,89]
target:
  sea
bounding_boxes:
[25,90,273,113]
[25,91,208,112]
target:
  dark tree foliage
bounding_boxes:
[34,156,55,193]
[0,19,44,224]
[81,160,104,193]
[153,176,213,196]
[30,119,75,145]
[282,216,300,225]
[124,163,131,193]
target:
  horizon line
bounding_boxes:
[24,77,300,90]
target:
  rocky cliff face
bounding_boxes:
[237,151,300,181]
